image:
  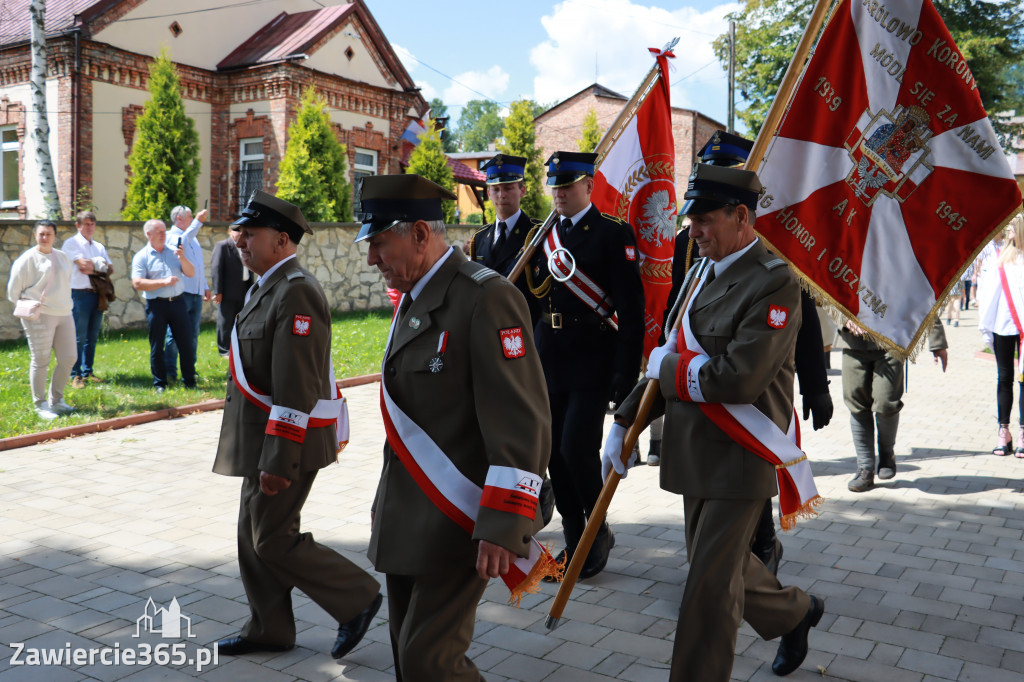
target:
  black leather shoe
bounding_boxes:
[331,592,383,660]
[216,636,293,656]
[771,595,824,676]
[580,524,615,580]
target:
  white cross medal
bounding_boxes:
[429,331,448,373]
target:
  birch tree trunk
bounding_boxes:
[30,0,61,219]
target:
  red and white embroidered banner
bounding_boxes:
[229,325,349,451]
[756,0,1022,357]
[679,265,821,529]
[592,46,677,357]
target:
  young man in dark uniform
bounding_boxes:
[528,151,645,579]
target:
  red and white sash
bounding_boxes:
[999,264,1024,381]
[543,226,620,326]
[379,297,561,602]
[677,264,822,529]
[228,324,349,452]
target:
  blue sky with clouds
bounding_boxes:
[367,0,742,130]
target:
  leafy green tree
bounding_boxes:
[276,87,352,222]
[123,49,200,220]
[578,108,603,153]
[406,120,456,223]
[498,99,548,218]
[457,99,505,152]
[429,97,458,153]
[714,0,1024,148]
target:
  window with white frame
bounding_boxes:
[238,137,263,207]
[1,126,20,208]
[353,148,377,203]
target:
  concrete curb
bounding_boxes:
[0,373,382,452]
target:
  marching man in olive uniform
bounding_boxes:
[606,164,824,680]
[468,153,537,278]
[213,191,382,659]
[528,151,645,580]
[358,175,555,681]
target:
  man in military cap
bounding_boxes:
[468,153,537,278]
[528,151,645,580]
[358,175,553,680]
[606,163,824,680]
[213,190,382,659]
[664,130,834,576]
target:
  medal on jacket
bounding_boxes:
[429,331,448,373]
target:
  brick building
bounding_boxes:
[535,83,725,198]
[0,0,426,220]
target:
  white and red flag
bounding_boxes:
[592,42,678,358]
[756,0,1022,357]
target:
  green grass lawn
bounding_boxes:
[0,309,392,440]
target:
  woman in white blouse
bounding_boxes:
[979,214,1024,456]
[6,220,77,420]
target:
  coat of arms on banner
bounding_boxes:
[844,105,934,206]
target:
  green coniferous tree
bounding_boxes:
[277,87,352,222]
[406,121,456,223]
[499,99,549,218]
[122,49,200,220]
[578,109,604,153]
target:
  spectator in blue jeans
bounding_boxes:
[61,210,113,388]
[131,219,197,392]
[164,205,210,382]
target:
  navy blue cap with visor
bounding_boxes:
[681,131,754,215]
[545,151,597,187]
[482,153,526,185]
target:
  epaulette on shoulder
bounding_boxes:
[599,211,628,226]
[287,270,306,280]
[459,260,500,285]
[761,256,786,271]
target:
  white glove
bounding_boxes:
[601,423,635,480]
[646,328,678,380]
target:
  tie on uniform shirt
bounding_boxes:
[495,221,508,252]
[560,217,573,237]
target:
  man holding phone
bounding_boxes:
[165,205,211,383]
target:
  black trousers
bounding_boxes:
[993,333,1023,424]
[145,297,196,388]
[217,297,244,355]
[546,389,608,529]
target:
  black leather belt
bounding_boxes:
[542,311,610,330]
[151,295,181,302]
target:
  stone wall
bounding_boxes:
[1,221,474,342]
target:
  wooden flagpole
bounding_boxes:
[544,0,836,631]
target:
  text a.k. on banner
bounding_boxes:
[755,0,1022,357]
[592,51,677,358]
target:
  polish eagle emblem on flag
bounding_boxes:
[500,327,525,358]
[844,104,934,206]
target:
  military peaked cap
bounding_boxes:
[233,190,312,244]
[545,151,597,187]
[682,163,764,215]
[698,130,753,167]
[482,153,526,185]
[355,174,456,242]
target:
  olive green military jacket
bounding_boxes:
[617,240,802,500]
[213,257,339,479]
[368,249,551,574]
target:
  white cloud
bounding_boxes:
[531,0,739,125]
[442,65,511,107]
[392,42,417,74]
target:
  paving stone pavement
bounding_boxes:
[2,307,1023,681]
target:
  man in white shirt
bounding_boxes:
[131,219,197,392]
[164,205,211,382]
[61,210,113,388]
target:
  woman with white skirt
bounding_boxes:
[6,220,78,420]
